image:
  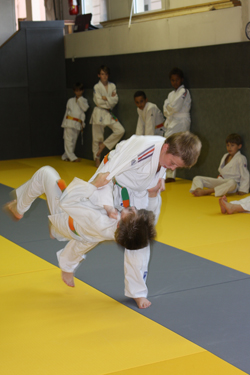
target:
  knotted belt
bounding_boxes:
[105,109,118,122]
[57,179,79,236]
[66,115,82,124]
[155,122,164,129]
[103,151,130,208]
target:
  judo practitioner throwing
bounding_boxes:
[88,131,201,308]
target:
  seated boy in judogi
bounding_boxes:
[90,65,125,168]
[134,91,165,136]
[3,166,157,309]
[61,82,89,162]
[190,133,249,197]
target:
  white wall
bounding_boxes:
[65,6,248,59]
[0,0,16,46]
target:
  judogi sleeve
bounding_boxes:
[144,106,156,135]
[57,239,99,273]
[147,195,162,224]
[61,99,70,127]
[77,97,89,112]
[238,156,250,193]
[164,88,187,116]
[106,83,118,110]
[135,109,144,135]
[93,84,110,109]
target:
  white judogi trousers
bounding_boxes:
[230,196,250,211]
[16,166,62,217]
[62,127,80,162]
[190,176,237,196]
[92,120,125,160]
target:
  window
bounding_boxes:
[135,0,162,13]
[81,0,107,25]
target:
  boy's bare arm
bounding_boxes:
[91,172,110,188]
[147,178,165,197]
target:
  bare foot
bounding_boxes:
[73,158,81,162]
[220,200,242,215]
[96,142,106,157]
[192,188,211,197]
[165,178,176,183]
[95,157,100,168]
[133,297,151,309]
[219,196,228,214]
[3,200,23,221]
[61,271,75,287]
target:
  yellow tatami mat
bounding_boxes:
[0,237,246,375]
[0,156,249,375]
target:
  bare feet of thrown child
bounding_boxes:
[3,200,23,221]
[61,271,75,287]
[133,297,151,309]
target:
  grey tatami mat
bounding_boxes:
[1,183,250,374]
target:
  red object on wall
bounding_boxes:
[68,0,79,15]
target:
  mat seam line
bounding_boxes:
[149,276,250,297]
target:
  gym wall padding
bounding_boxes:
[0,21,66,160]
[66,41,250,179]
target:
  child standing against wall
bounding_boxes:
[61,82,89,162]
[90,65,125,168]
[190,133,249,197]
[134,91,165,136]
[163,68,191,182]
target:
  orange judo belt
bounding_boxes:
[155,122,164,129]
[57,179,79,236]
[66,115,82,124]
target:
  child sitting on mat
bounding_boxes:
[190,133,249,197]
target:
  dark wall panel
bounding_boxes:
[0,31,28,88]
[0,88,30,160]
[29,92,66,157]
[0,21,67,161]
[69,86,250,180]
[65,42,250,90]
[26,29,66,92]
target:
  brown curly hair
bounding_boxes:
[115,209,156,250]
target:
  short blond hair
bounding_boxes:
[165,131,202,168]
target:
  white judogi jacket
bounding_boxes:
[49,178,160,273]
[136,102,165,136]
[89,135,167,210]
[218,151,250,193]
[163,85,191,136]
[61,97,89,131]
[90,81,119,126]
